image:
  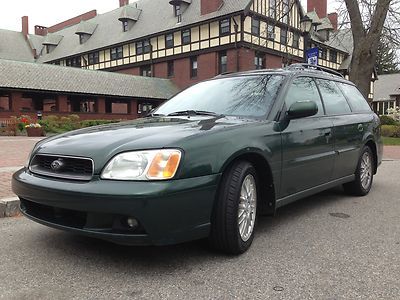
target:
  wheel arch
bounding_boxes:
[364,139,378,174]
[219,149,276,215]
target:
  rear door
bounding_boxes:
[315,79,364,179]
[279,76,335,197]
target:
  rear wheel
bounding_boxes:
[343,146,374,196]
[209,161,258,254]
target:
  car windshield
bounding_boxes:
[154,75,285,118]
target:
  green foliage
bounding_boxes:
[38,115,120,134]
[382,137,400,145]
[380,115,399,126]
[381,125,400,137]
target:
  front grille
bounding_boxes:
[29,154,94,181]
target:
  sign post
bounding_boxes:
[306,47,319,66]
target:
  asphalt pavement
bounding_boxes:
[0,160,399,300]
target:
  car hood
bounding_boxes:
[34,116,261,172]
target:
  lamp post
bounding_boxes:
[300,15,313,63]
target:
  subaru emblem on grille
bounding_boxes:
[50,159,64,171]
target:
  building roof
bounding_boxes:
[37,0,252,63]
[0,29,35,62]
[373,73,400,102]
[0,59,179,100]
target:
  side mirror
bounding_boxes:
[287,100,318,119]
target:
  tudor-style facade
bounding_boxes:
[38,0,309,89]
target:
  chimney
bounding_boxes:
[22,16,29,39]
[201,0,223,15]
[307,0,327,18]
[34,25,48,36]
[119,0,129,7]
[328,12,338,31]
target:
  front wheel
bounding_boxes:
[209,161,258,254]
[343,146,374,196]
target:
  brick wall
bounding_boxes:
[307,0,327,17]
[47,10,97,33]
[201,0,223,15]
[266,53,282,69]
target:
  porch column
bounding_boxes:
[11,92,23,113]
[129,99,138,119]
[97,97,106,114]
[57,95,69,112]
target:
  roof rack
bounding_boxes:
[286,63,344,78]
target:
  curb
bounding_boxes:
[0,197,20,218]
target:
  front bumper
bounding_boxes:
[12,168,220,246]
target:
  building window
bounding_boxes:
[122,20,129,32]
[251,18,260,36]
[68,96,96,113]
[174,4,181,17]
[182,29,191,45]
[320,47,327,60]
[105,99,130,114]
[219,51,227,74]
[269,0,276,19]
[140,65,152,77]
[255,53,265,69]
[282,0,289,24]
[144,40,151,53]
[165,33,174,48]
[292,32,300,48]
[167,61,174,77]
[138,102,155,115]
[136,41,150,55]
[67,56,81,68]
[79,34,84,44]
[220,19,231,36]
[111,46,123,60]
[267,24,275,41]
[280,28,288,44]
[190,56,198,78]
[88,52,99,65]
[330,50,337,63]
[0,93,11,111]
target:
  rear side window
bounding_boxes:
[316,79,351,115]
[285,77,324,116]
[337,83,371,112]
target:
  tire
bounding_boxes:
[209,160,258,254]
[343,146,374,196]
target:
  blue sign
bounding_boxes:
[306,47,319,65]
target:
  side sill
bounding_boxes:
[276,175,355,208]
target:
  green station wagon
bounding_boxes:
[12,64,382,254]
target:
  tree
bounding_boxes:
[376,38,399,74]
[341,0,400,100]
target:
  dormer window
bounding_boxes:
[42,34,63,54]
[75,21,97,44]
[119,5,141,32]
[122,20,129,32]
[174,4,181,17]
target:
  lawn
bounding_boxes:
[382,137,400,145]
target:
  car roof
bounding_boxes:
[217,64,353,85]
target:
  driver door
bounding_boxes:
[279,76,335,198]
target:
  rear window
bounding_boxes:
[316,79,351,115]
[337,82,371,113]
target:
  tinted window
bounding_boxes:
[155,75,285,117]
[337,83,371,112]
[316,79,351,115]
[285,77,324,116]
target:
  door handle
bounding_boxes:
[358,124,364,132]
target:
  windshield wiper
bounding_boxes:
[167,110,223,117]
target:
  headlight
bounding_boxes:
[101,149,182,180]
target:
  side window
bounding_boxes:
[285,77,324,116]
[316,79,351,115]
[337,83,371,112]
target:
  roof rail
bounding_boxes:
[286,63,344,78]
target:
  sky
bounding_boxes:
[0,0,339,33]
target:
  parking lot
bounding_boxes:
[0,137,399,299]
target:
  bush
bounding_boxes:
[380,115,399,126]
[381,125,400,138]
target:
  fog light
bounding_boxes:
[126,217,138,229]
